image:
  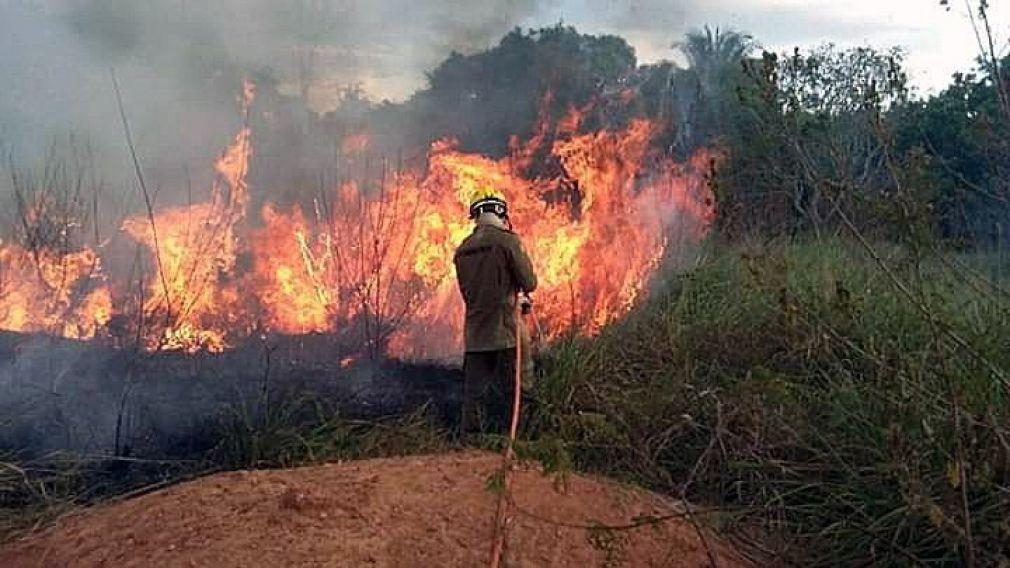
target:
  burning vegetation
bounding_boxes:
[0,81,714,360]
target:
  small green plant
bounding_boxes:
[586,521,628,567]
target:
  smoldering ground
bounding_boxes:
[0,331,461,457]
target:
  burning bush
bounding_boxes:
[0,143,111,340]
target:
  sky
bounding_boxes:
[531,0,1008,96]
[351,0,1008,102]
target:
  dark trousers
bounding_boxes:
[461,349,517,435]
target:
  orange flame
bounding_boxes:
[120,84,254,353]
[0,239,112,339]
[0,86,715,360]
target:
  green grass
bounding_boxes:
[527,237,1010,566]
[213,394,449,470]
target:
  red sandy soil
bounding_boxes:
[0,451,746,567]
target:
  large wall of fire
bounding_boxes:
[0,85,715,360]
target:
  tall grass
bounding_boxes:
[529,238,1010,565]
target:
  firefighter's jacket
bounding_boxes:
[453,220,538,352]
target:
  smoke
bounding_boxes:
[0,0,556,183]
[0,1,710,455]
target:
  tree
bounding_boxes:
[940,0,1009,120]
[714,44,910,237]
[894,56,1010,246]
[407,25,637,156]
[669,26,756,152]
[675,26,755,87]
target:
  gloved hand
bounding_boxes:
[519,294,532,315]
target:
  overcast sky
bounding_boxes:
[546,0,1007,93]
[355,0,1008,102]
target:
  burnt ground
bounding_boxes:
[0,330,463,459]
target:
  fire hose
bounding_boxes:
[488,293,536,568]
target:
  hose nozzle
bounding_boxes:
[519,293,532,315]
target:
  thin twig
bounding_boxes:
[110,69,173,321]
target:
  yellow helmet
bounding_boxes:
[468,189,508,220]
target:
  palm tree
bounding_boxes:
[667,26,756,152]
[674,25,755,91]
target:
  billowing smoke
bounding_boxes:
[0,0,551,184]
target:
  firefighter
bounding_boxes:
[453,190,538,436]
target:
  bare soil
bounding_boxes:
[0,451,745,567]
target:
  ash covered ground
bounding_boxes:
[0,331,461,458]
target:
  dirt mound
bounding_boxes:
[1,451,744,567]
